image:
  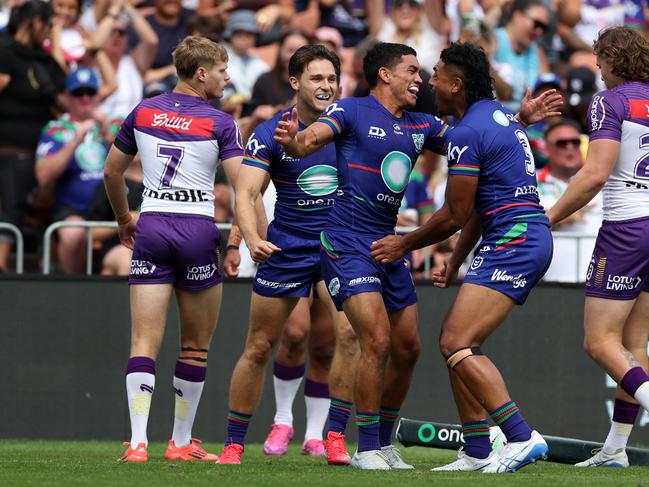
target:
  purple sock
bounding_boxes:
[327,397,352,435]
[273,360,305,380]
[490,401,532,442]
[356,411,380,452]
[613,398,641,424]
[126,356,155,375]
[304,378,329,398]
[620,367,649,397]
[462,420,491,459]
[174,361,206,382]
[379,406,399,447]
[225,410,252,446]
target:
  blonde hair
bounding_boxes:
[172,35,228,80]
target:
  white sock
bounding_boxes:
[602,421,633,454]
[304,396,331,441]
[126,372,155,449]
[171,376,205,447]
[273,375,303,426]
[634,382,649,411]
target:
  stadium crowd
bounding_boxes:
[1,0,644,278]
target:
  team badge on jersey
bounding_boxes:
[412,133,424,151]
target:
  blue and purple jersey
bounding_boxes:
[444,99,546,234]
[243,109,338,237]
[115,92,243,218]
[317,95,448,237]
[402,167,435,217]
[587,81,649,220]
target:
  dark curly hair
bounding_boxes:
[439,42,495,106]
[593,26,649,83]
[363,42,417,88]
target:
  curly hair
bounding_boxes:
[593,26,649,82]
[439,42,495,106]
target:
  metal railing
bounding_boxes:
[42,221,234,275]
[0,223,24,274]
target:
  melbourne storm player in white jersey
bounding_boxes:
[104,36,244,463]
[548,27,649,468]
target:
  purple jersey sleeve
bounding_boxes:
[317,99,355,136]
[423,115,450,154]
[588,91,625,142]
[216,115,244,161]
[243,120,275,172]
[446,125,481,177]
[114,106,138,154]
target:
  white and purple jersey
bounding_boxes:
[115,92,243,218]
[445,99,546,234]
[242,109,338,237]
[317,96,448,237]
[588,81,649,221]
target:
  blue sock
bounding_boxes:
[225,410,252,446]
[379,406,399,447]
[462,420,491,459]
[356,411,380,452]
[489,401,532,442]
[327,397,352,435]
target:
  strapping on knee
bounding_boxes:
[446,347,483,369]
[179,346,209,363]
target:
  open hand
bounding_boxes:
[273,107,299,146]
[370,235,406,263]
[519,88,563,125]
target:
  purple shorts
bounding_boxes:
[585,216,649,300]
[129,212,222,291]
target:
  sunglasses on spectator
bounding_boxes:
[550,138,580,149]
[70,88,98,98]
[524,13,548,33]
[112,28,128,36]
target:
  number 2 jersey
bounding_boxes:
[114,92,243,218]
[588,80,649,221]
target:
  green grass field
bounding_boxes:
[0,441,645,487]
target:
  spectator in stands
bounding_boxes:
[538,119,602,282]
[366,0,446,73]
[493,0,550,111]
[35,68,121,273]
[313,26,349,98]
[130,0,192,93]
[92,0,159,118]
[0,0,66,272]
[49,0,87,64]
[566,66,598,132]
[222,10,269,118]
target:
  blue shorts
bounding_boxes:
[320,230,417,312]
[129,212,222,291]
[253,222,323,298]
[463,221,553,305]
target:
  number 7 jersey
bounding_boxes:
[114,92,243,218]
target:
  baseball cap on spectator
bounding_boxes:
[392,0,424,6]
[566,67,597,108]
[315,26,343,52]
[66,68,99,92]
[224,10,259,40]
[533,72,562,94]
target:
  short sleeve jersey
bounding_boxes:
[36,114,122,212]
[242,109,338,237]
[587,81,649,220]
[115,92,243,218]
[317,96,448,237]
[444,99,545,233]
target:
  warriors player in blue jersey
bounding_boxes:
[104,36,249,463]
[275,42,561,469]
[370,42,562,473]
[218,45,361,466]
[548,27,649,468]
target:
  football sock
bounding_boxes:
[620,367,649,411]
[356,412,381,452]
[489,401,532,442]
[225,410,252,446]
[126,356,155,449]
[171,361,206,448]
[379,406,399,447]
[304,379,330,441]
[272,361,305,426]
[462,420,492,459]
[327,397,352,435]
[602,398,640,454]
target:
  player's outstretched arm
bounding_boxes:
[104,144,137,249]
[516,88,563,127]
[431,212,481,288]
[547,139,619,226]
[273,107,335,158]
[233,163,280,264]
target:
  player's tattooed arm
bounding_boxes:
[621,346,641,369]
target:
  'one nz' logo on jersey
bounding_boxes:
[246,134,266,156]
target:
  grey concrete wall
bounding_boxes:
[0,277,647,447]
